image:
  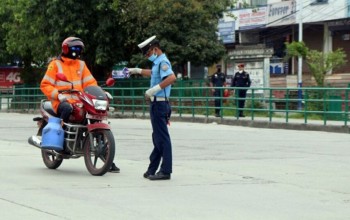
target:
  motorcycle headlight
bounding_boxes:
[92,99,108,110]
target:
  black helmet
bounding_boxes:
[61,37,84,59]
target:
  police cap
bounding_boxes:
[138,35,159,55]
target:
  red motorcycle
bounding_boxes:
[28,73,116,176]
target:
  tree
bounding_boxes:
[1,0,46,84]
[1,0,125,82]
[285,41,347,87]
[116,0,230,72]
[0,0,231,83]
[0,3,14,66]
[306,49,347,87]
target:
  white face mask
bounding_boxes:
[239,70,243,73]
[148,49,158,62]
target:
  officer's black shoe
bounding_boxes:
[143,171,152,179]
[239,115,245,117]
[215,113,220,117]
[109,163,120,173]
[148,171,171,180]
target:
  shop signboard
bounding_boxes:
[239,7,267,30]
[0,67,22,91]
[267,0,296,27]
[218,19,235,44]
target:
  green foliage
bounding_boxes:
[0,2,13,65]
[117,0,228,68]
[285,41,347,87]
[306,48,347,87]
[304,90,325,112]
[285,41,308,58]
[0,0,231,83]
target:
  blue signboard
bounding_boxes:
[218,20,235,44]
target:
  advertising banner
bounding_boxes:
[239,7,267,30]
[267,0,296,27]
[0,67,22,90]
[218,19,235,44]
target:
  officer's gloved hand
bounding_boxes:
[145,84,162,98]
[58,94,67,102]
[105,91,113,100]
[128,68,142,75]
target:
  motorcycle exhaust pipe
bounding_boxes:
[28,136,64,158]
[28,135,42,149]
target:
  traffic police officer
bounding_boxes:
[128,36,176,180]
[210,64,226,117]
[231,63,251,117]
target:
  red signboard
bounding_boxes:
[0,67,23,90]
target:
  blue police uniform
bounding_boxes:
[148,53,173,175]
[211,71,226,116]
[231,70,251,117]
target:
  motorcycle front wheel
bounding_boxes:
[41,150,63,169]
[84,129,115,176]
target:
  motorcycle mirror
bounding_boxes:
[56,73,73,89]
[56,73,69,82]
[106,78,115,87]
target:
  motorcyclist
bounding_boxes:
[40,36,120,173]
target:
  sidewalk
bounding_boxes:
[110,111,350,134]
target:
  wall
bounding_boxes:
[333,30,350,73]
[300,0,347,23]
[271,73,350,87]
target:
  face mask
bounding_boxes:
[148,49,158,62]
[239,70,243,73]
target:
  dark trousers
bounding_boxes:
[57,102,73,123]
[148,101,172,174]
[214,90,223,115]
[236,89,247,116]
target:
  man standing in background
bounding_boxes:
[210,64,226,117]
[231,63,251,117]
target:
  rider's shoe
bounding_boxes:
[109,163,120,173]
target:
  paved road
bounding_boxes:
[1,112,350,220]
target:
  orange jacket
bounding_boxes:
[40,56,98,112]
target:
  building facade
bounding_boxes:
[220,0,350,89]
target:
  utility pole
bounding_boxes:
[297,0,303,110]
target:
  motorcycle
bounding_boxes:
[28,73,116,176]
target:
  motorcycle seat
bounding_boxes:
[42,100,58,117]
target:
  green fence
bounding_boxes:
[1,85,349,126]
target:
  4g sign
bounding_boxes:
[0,67,23,89]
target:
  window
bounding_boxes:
[313,0,328,3]
[250,0,267,6]
[310,0,328,5]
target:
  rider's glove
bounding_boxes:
[58,94,67,102]
[128,68,142,75]
[145,84,162,98]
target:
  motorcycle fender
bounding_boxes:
[87,123,111,132]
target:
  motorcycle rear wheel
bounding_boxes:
[84,129,115,176]
[41,150,63,169]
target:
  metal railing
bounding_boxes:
[1,86,349,126]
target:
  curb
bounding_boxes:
[109,113,350,134]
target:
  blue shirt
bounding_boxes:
[151,54,173,98]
